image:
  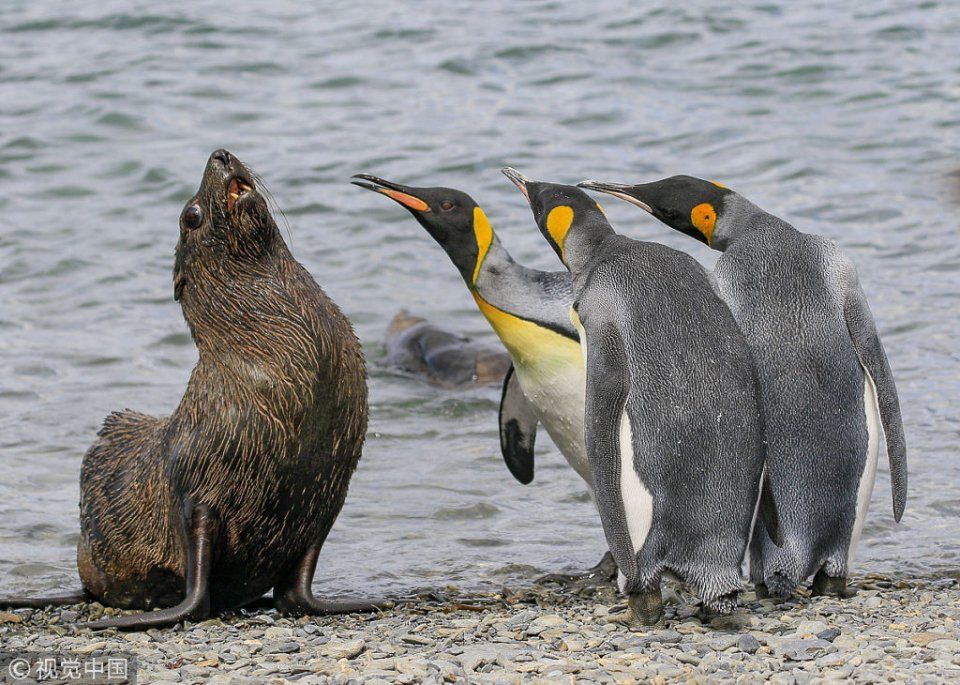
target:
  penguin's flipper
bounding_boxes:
[759,473,784,547]
[843,271,907,521]
[498,364,537,484]
[583,319,639,584]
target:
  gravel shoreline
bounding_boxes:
[2,574,958,684]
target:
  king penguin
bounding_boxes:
[579,175,907,599]
[351,174,616,584]
[506,169,779,625]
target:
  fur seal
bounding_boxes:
[385,310,510,387]
[1,149,382,629]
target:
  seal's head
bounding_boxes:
[174,149,279,304]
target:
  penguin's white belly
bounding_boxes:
[513,358,591,487]
[614,412,655,593]
[618,411,654,553]
[848,366,881,566]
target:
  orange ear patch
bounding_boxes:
[691,202,717,245]
[472,206,493,284]
[381,188,430,212]
[546,205,575,260]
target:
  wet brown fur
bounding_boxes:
[76,151,367,613]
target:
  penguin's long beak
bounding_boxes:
[351,174,431,212]
[501,167,531,203]
[578,180,653,214]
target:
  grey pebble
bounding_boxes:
[265,640,300,654]
[816,627,841,642]
[776,638,838,661]
[738,633,762,654]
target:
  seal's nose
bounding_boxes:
[211,149,233,167]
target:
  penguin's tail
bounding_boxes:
[702,589,740,615]
[687,567,744,614]
[763,571,797,598]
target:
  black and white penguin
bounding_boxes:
[508,169,778,625]
[352,174,615,583]
[579,175,907,598]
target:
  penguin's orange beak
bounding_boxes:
[351,174,431,212]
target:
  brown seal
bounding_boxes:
[1,150,382,629]
[385,310,510,387]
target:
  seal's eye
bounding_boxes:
[440,200,455,211]
[183,205,203,230]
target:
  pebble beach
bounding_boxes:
[2,574,958,684]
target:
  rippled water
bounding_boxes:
[1,1,958,600]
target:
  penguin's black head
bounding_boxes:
[502,167,609,266]
[351,174,493,286]
[578,175,733,247]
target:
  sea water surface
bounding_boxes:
[1,1,958,599]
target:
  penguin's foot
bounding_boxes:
[0,590,90,609]
[811,570,857,598]
[608,590,664,629]
[536,551,618,587]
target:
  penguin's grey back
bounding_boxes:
[717,225,867,577]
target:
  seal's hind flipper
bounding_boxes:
[0,590,90,609]
[498,364,538,484]
[84,505,218,631]
[273,544,392,616]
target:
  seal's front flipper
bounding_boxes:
[843,268,907,521]
[498,364,538,484]
[759,473,784,547]
[273,544,392,616]
[84,505,218,631]
[536,550,618,587]
[0,590,90,609]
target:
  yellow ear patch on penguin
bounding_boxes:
[711,181,728,190]
[472,206,493,285]
[595,202,606,216]
[691,202,717,245]
[546,205,575,260]
[380,188,430,212]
